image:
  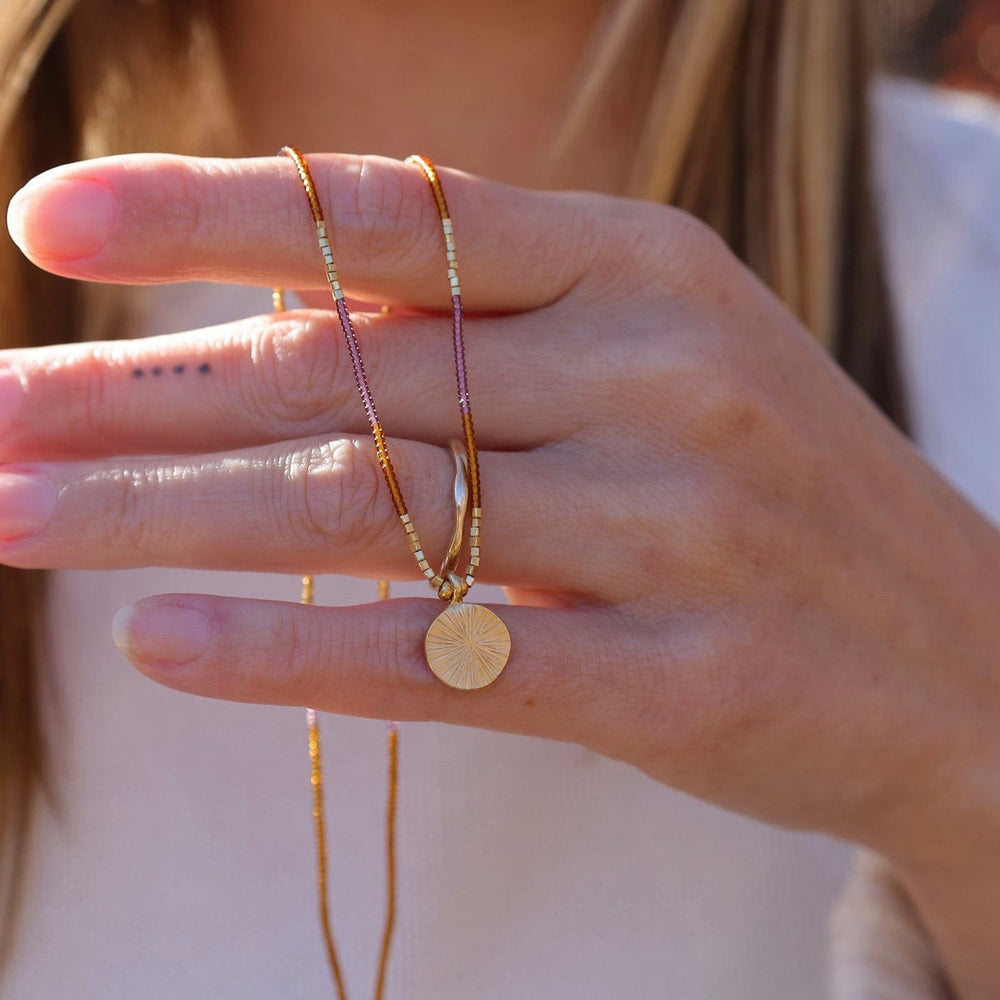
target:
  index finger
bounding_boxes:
[6,152,657,311]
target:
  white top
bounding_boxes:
[6,79,999,999]
[873,78,1000,525]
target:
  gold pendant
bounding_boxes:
[424,602,511,690]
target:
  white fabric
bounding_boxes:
[830,852,953,1000]
[827,79,1000,1000]
[6,79,999,999]
[873,79,1000,526]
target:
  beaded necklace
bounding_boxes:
[279,148,511,995]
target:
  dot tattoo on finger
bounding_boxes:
[129,361,212,379]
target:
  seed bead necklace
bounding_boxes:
[277,148,511,997]
[280,147,511,690]
[274,286,397,1000]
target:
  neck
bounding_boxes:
[215,0,647,192]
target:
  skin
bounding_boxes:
[3,2,1000,994]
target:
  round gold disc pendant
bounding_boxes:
[424,602,511,690]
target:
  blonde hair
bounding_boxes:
[555,0,891,357]
[0,0,902,969]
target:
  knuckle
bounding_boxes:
[74,350,115,437]
[97,463,161,557]
[593,200,729,289]
[137,159,221,249]
[655,207,733,291]
[266,605,411,709]
[690,378,766,450]
[270,603,308,692]
[288,439,391,553]
[660,611,766,739]
[667,355,779,457]
[327,441,389,547]
[243,312,345,433]
[334,155,431,277]
[264,603,336,702]
[359,610,416,698]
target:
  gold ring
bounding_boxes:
[438,440,470,582]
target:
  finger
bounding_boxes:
[0,306,588,463]
[6,152,684,309]
[0,435,591,593]
[111,593,660,766]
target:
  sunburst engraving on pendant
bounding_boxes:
[424,602,511,690]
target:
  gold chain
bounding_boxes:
[280,147,511,693]
[275,145,514,994]
[300,574,398,1000]
[275,284,399,1000]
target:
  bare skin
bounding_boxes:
[215,0,634,189]
[4,2,1000,994]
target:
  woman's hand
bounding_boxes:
[5,154,1000,880]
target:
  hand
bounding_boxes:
[5,153,1000,869]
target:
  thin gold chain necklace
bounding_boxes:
[273,283,398,1000]
[276,148,510,997]
[302,576,398,1000]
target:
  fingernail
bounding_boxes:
[0,469,56,541]
[113,602,211,666]
[0,371,24,427]
[7,177,117,261]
